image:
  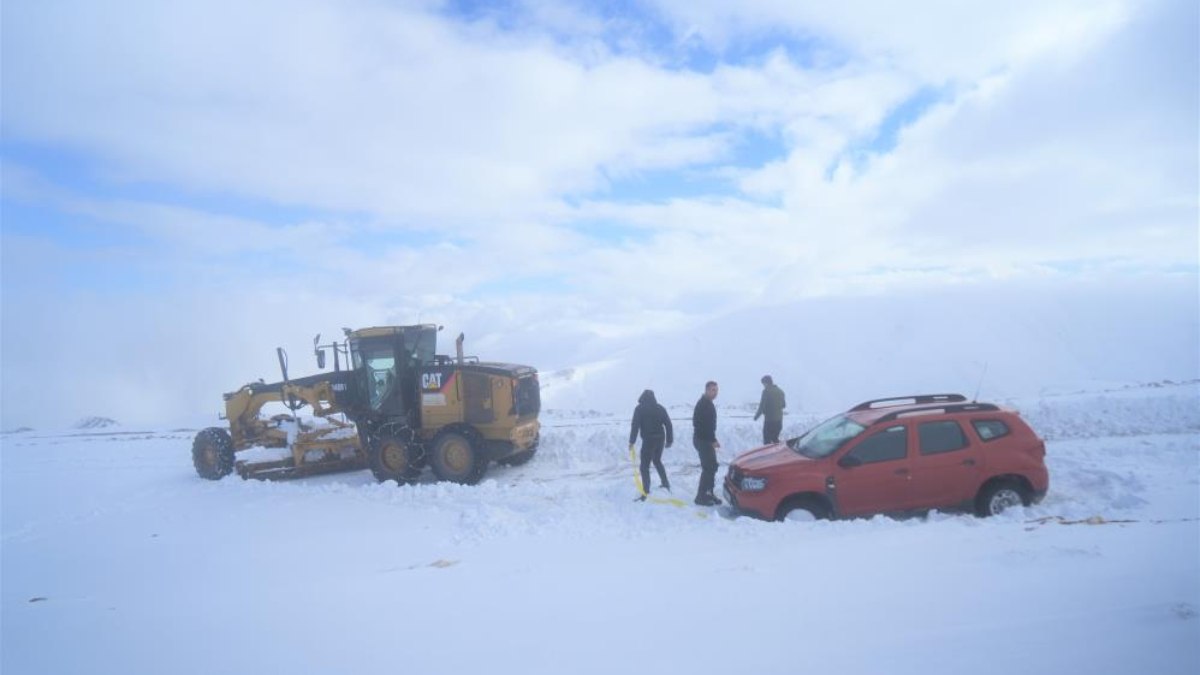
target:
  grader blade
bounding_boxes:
[233,422,366,481]
[235,454,367,481]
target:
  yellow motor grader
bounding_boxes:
[191,325,541,485]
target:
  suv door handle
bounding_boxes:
[962,459,976,466]
[894,468,909,476]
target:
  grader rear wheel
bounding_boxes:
[368,435,423,484]
[429,430,488,485]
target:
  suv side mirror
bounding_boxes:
[838,455,862,469]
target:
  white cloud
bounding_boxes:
[0,0,720,223]
[647,0,1134,80]
[1,0,1195,426]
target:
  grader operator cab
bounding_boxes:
[191,325,541,485]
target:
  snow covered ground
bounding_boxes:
[2,383,1198,674]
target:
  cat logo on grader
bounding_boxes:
[191,325,541,485]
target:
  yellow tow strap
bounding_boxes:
[630,444,689,507]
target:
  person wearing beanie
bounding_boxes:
[629,389,673,499]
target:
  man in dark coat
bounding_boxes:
[692,380,722,506]
[629,389,673,498]
[753,375,787,444]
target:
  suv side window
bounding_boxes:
[919,420,968,455]
[847,425,907,464]
[972,419,1011,442]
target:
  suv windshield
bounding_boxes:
[787,415,868,458]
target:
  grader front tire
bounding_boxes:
[192,427,235,480]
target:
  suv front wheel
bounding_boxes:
[776,495,830,522]
[976,480,1029,517]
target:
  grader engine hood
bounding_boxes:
[417,362,540,422]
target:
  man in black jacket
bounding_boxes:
[692,380,722,506]
[629,389,673,499]
[754,375,787,444]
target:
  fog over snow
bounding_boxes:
[1,1,1198,673]
[1,0,1196,428]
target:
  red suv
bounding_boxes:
[723,394,1048,521]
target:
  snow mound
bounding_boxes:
[1014,383,1200,441]
[73,416,120,429]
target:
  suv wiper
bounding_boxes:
[787,438,814,458]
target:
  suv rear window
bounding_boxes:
[972,419,1011,442]
[919,420,968,455]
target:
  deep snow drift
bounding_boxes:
[2,382,1198,674]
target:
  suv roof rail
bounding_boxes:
[850,393,967,411]
[877,402,1000,423]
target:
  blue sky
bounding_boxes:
[0,0,934,253]
[1,0,1196,426]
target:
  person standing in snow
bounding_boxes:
[692,380,722,506]
[629,389,673,499]
[753,375,787,444]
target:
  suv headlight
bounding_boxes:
[740,475,767,491]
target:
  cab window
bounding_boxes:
[919,420,969,455]
[363,349,396,411]
[846,425,907,464]
[402,326,437,366]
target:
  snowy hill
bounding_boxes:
[534,279,1200,416]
